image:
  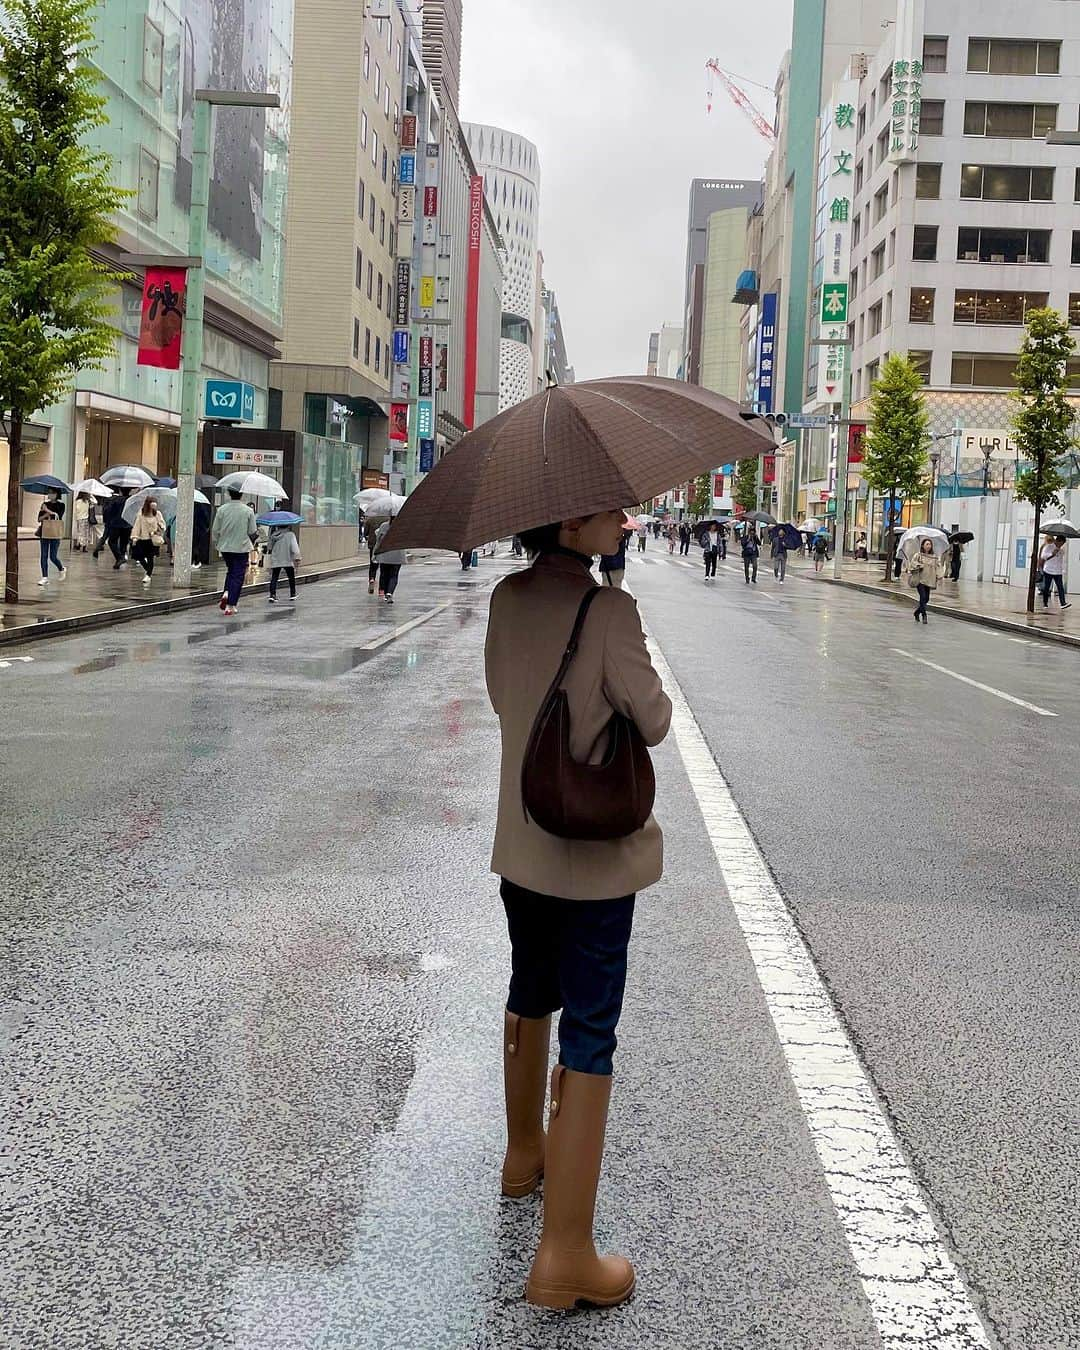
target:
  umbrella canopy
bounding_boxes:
[101,464,155,489]
[746,510,777,525]
[898,525,950,559]
[621,513,641,532]
[1040,519,1080,539]
[20,474,71,494]
[774,523,804,550]
[798,518,821,532]
[354,488,407,516]
[216,470,287,500]
[71,478,114,498]
[380,377,773,553]
[257,510,303,527]
[122,486,210,525]
[154,475,177,488]
[950,530,976,544]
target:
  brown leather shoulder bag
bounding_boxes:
[521,587,655,841]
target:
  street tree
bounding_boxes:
[861,354,930,581]
[1011,307,1077,613]
[0,0,126,603]
[734,456,758,513]
[689,473,711,517]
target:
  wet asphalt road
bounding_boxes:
[2,549,1079,1350]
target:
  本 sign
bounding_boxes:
[820,283,848,325]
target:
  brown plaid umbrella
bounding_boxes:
[380,376,776,553]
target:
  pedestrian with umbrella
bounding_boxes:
[1037,520,1079,611]
[700,519,723,579]
[678,521,692,555]
[373,518,406,603]
[94,487,131,567]
[769,525,790,583]
[741,525,760,584]
[948,531,973,581]
[128,495,167,585]
[376,376,771,1311]
[812,529,830,572]
[598,524,628,588]
[261,511,303,602]
[32,488,67,585]
[212,488,259,614]
[898,526,950,623]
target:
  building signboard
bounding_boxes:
[888,0,924,164]
[424,186,438,217]
[419,275,435,309]
[416,399,434,440]
[393,330,410,365]
[389,403,409,442]
[395,260,411,327]
[755,292,777,414]
[399,153,416,186]
[400,113,417,150]
[398,186,415,224]
[818,78,858,403]
[419,438,435,473]
[362,469,390,489]
[959,429,1018,461]
[213,447,282,467]
[204,379,255,423]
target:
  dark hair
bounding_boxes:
[228,488,243,500]
[517,522,561,556]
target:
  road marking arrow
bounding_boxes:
[0,656,34,669]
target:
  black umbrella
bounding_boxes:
[950,531,975,544]
[1041,519,1080,539]
[746,510,777,525]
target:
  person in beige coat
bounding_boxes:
[484,508,672,1312]
[129,498,167,585]
[904,537,941,623]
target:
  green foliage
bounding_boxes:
[861,354,930,502]
[1011,308,1075,513]
[733,457,758,512]
[689,473,711,517]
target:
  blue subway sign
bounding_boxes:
[204,379,255,423]
[393,330,410,365]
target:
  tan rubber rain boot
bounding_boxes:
[501,1011,551,1198]
[525,1065,635,1310]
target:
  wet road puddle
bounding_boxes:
[69,609,297,675]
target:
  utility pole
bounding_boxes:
[172,90,278,589]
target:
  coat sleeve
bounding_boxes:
[601,592,672,747]
[484,584,504,714]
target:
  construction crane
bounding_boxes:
[705,60,776,145]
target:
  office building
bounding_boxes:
[700,198,761,398]
[422,0,464,117]
[682,179,762,384]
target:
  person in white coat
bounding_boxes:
[267,525,301,602]
[373,520,406,604]
[129,498,167,585]
[1039,535,1072,612]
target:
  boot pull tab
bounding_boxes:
[505,1012,520,1056]
[549,1064,565,1119]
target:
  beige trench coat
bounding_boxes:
[485,552,672,901]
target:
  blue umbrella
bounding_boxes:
[154,475,177,488]
[21,474,71,494]
[257,510,303,526]
[775,523,803,550]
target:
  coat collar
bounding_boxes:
[532,550,595,578]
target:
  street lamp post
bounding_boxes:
[928,450,940,521]
[982,444,994,496]
[172,89,279,590]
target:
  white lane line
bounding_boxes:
[360,602,452,651]
[0,656,34,670]
[891,647,1056,717]
[647,632,993,1349]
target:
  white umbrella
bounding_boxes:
[101,464,155,489]
[354,488,407,516]
[898,525,950,559]
[1041,519,1080,539]
[215,470,287,500]
[71,478,114,498]
[122,486,210,525]
[798,518,820,532]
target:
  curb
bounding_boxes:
[0,560,367,650]
[799,570,1080,651]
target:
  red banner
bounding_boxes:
[424,186,438,216]
[389,403,409,442]
[419,335,433,368]
[762,454,776,485]
[463,175,483,430]
[401,113,417,149]
[848,422,866,463]
[712,473,724,498]
[136,267,187,369]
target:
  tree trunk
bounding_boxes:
[4,413,22,605]
[1027,497,1043,613]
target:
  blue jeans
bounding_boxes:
[222,551,249,606]
[1042,572,1066,607]
[39,538,63,577]
[500,878,635,1076]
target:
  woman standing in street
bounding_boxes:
[374,519,406,603]
[130,497,167,585]
[36,492,66,586]
[905,537,941,623]
[1039,535,1072,611]
[485,509,671,1311]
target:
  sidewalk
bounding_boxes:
[787,554,1080,647]
[0,546,371,648]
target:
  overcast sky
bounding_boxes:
[459,0,793,381]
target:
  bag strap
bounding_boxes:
[543,586,602,703]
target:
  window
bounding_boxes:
[377,273,383,308]
[1070,295,1080,325]
[913,224,938,260]
[885,290,893,326]
[363,41,370,79]
[909,287,935,322]
[964,102,1057,138]
[877,127,889,165]
[374,63,381,99]
[951,352,1019,387]
[953,289,1048,324]
[384,86,391,118]
[389,223,396,256]
[361,110,368,149]
[915,163,941,198]
[355,248,363,289]
[142,17,164,92]
[857,107,866,140]
[386,16,392,52]
[852,214,861,247]
[921,100,944,135]
[380,209,386,244]
[908,351,932,384]
[957,226,1050,263]
[374,335,381,369]
[967,38,1060,75]
[382,147,388,182]
[353,319,360,359]
[395,39,402,73]
[394,102,400,133]
[137,147,159,219]
[871,243,886,280]
[960,164,1053,201]
[367,260,373,299]
[855,160,864,194]
[923,36,948,72]
[358,179,366,217]
[867,359,880,388]
[386,285,392,319]
[372,128,379,166]
[364,327,371,365]
[1075,168,1080,202]
[874,183,889,223]
[1072,230,1080,264]
[369,196,376,232]
[888,228,897,266]
[868,301,883,337]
